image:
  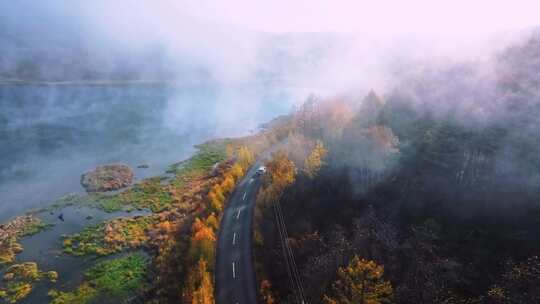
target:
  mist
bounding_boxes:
[1,1,539,220]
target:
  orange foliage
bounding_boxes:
[149,146,256,302]
[260,279,276,304]
[183,259,214,304]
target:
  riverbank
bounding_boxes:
[0,134,265,303]
[0,109,292,303]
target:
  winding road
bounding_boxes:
[215,159,265,304]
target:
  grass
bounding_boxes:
[48,283,97,304]
[167,141,228,177]
[63,216,156,256]
[85,253,148,297]
[62,224,107,256]
[48,253,148,304]
[19,222,53,237]
[120,177,172,212]
[0,282,32,304]
[0,239,22,267]
[41,141,227,215]
[45,177,172,214]
[1,216,51,268]
[0,262,58,303]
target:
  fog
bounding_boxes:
[1,1,539,219]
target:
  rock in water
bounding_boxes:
[80,164,134,192]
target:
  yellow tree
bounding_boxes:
[267,150,296,192]
[304,140,327,178]
[186,259,215,304]
[208,184,225,213]
[257,150,296,207]
[221,175,235,194]
[237,146,255,170]
[189,218,216,266]
[323,256,392,304]
[205,213,219,231]
[229,164,244,181]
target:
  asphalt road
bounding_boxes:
[215,160,265,304]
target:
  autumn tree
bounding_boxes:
[226,144,234,159]
[323,256,393,304]
[304,140,327,178]
[237,146,255,170]
[260,279,276,304]
[189,218,216,266]
[205,213,219,232]
[266,150,296,193]
[208,146,253,213]
[208,184,225,213]
[229,163,244,180]
[258,150,296,206]
[185,259,214,304]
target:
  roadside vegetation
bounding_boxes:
[50,139,264,303]
[167,141,228,177]
[164,144,255,303]
[254,133,328,303]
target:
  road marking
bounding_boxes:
[232,261,236,278]
[242,192,247,201]
[236,209,242,219]
[232,232,237,245]
[249,178,254,184]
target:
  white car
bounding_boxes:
[256,166,267,175]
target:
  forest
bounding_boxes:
[253,33,540,303]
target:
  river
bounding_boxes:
[0,82,298,222]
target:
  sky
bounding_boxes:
[3,1,539,37]
[178,0,540,35]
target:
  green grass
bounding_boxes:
[48,284,97,304]
[46,177,172,213]
[42,142,227,215]
[48,254,148,304]
[85,253,148,298]
[123,177,172,212]
[63,224,108,256]
[19,221,53,237]
[168,141,228,177]
[0,262,58,303]
[63,216,155,257]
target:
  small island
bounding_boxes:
[80,164,134,193]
